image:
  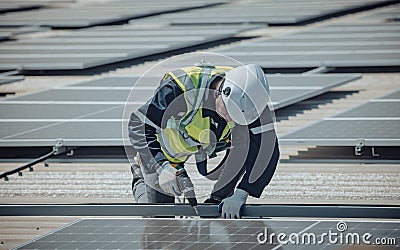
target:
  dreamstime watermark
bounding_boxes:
[257,221,397,246]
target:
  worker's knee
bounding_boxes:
[132,179,149,203]
[132,179,174,204]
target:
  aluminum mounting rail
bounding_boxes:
[0,204,399,219]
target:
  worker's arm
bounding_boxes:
[216,108,279,218]
[236,107,279,198]
[236,131,279,197]
[128,76,186,173]
[210,108,280,200]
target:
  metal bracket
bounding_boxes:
[53,139,67,155]
[302,66,335,75]
[355,139,365,156]
[1,143,61,181]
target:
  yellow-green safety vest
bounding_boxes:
[156,65,235,163]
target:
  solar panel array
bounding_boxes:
[0,0,224,28]
[1,3,397,73]
[165,22,400,72]
[131,0,396,26]
[0,24,256,71]
[0,74,359,148]
[280,89,400,147]
[15,218,400,249]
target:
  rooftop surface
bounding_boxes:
[0,1,399,249]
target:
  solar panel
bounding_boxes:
[280,89,400,147]
[74,77,139,87]
[0,74,359,147]
[0,0,225,28]
[0,25,256,71]
[161,22,400,72]
[130,0,396,26]
[10,89,132,102]
[335,102,400,118]
[14,218,400,249]
[0,103,122,119]
[0,26,49,41]
[1,121,123,146]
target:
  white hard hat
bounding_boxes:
[221,64,270,125]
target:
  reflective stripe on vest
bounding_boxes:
[250,122,275,135]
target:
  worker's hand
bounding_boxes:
[218,189,248,219]
[157,162,182,196]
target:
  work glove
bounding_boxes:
[157,161,182,196]
[218,189,248,219]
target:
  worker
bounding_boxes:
[128,61,280,219]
